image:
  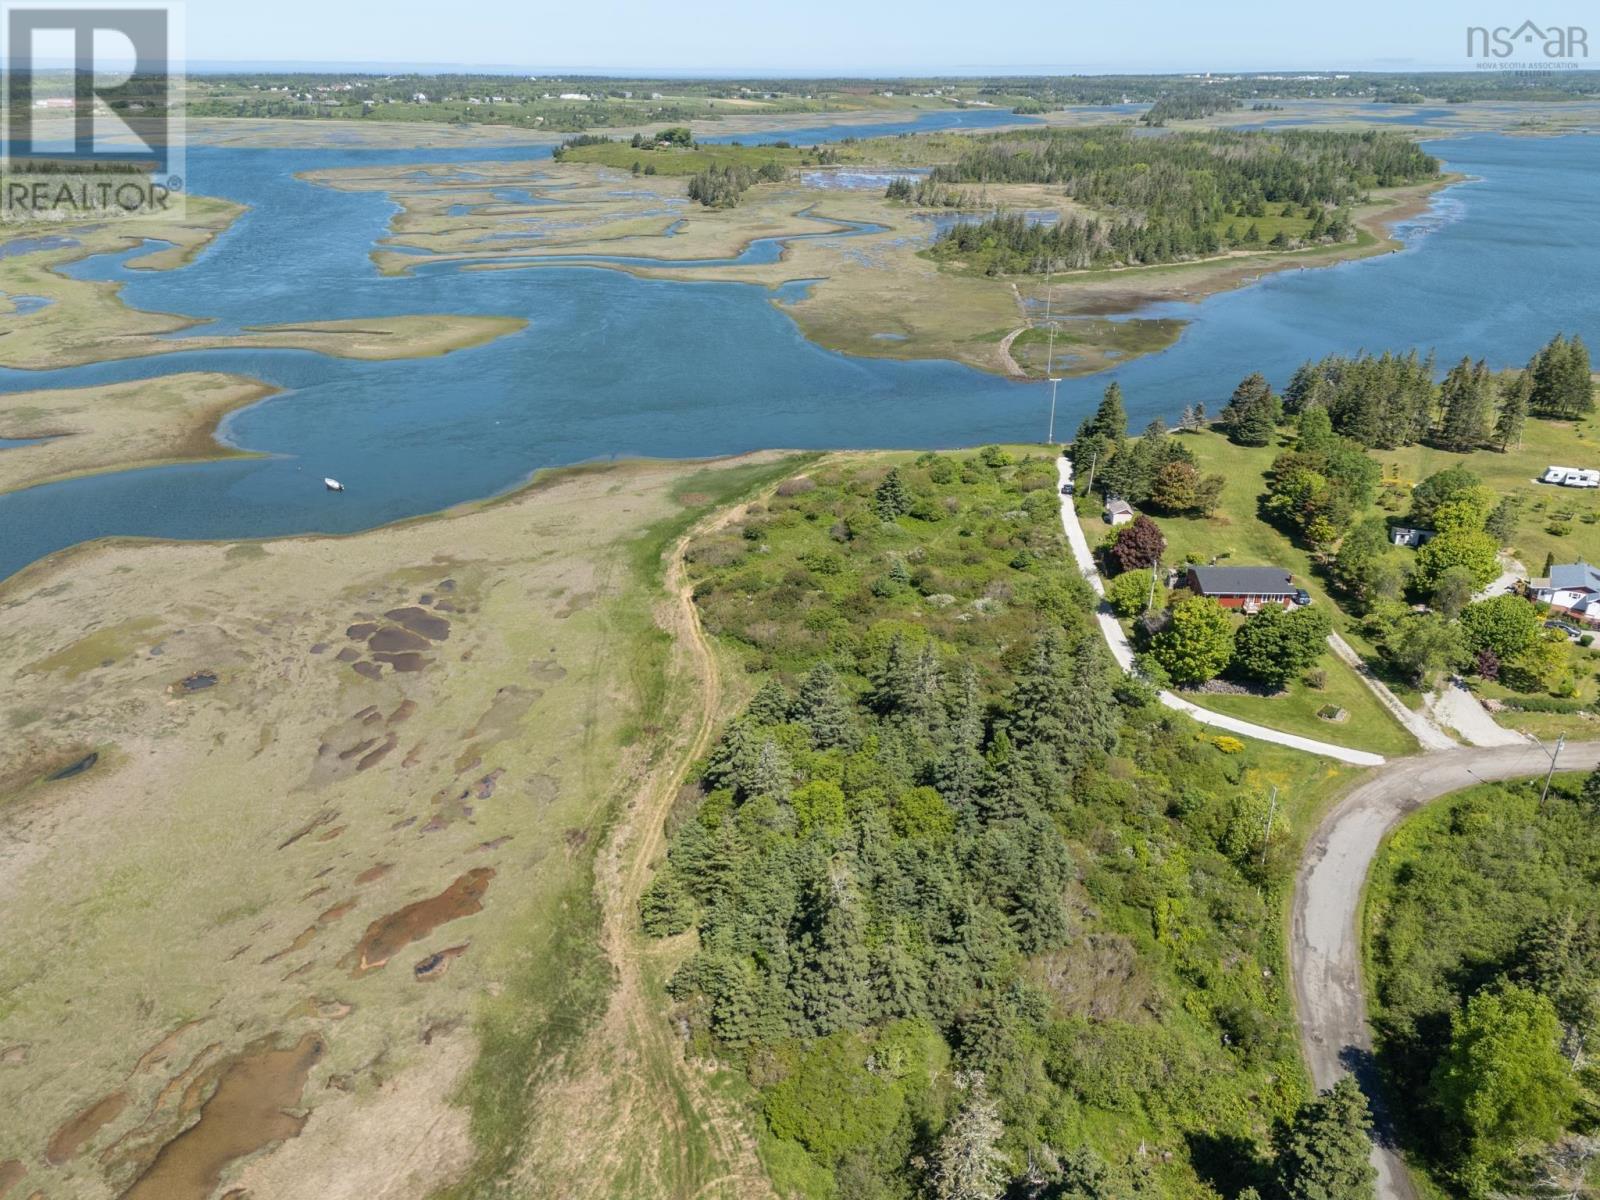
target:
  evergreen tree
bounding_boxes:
[1494,372,1530,451]
[750,737,793,802]
[1061,636,1121,765]
[873,633,920,715]
[874,467,913,520]
[1529,333,1596,418]
[1002,632,1074,768]
[934,663,988,808]
[1079,381,1128,444]
[930,1072,1009,1200]
[867,924,926,1018]
[1224,372,1279,446]
[1434,356,1491,452]
[795,663,857,749]
[1484,495,1520,545]
[789,858,872,1036]
[1566,334,1594,414]
[1581,766,1600,816]
[1516,908,1600,1046]
[746,678,792,725]
[1274,1077,1377,1200]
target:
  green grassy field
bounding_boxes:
[1379,417,1600,570]
[1178,664,1420,758]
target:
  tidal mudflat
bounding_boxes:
[0,452,795,1200]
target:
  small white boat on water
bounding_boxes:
[324,477,345,492]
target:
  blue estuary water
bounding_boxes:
[0,116,1596,579]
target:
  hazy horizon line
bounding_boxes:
[171,59,1501,77]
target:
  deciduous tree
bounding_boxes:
[1153,595,1236,686]
[1431,983,1577,1187]
[1459,595,1541,660]
[1109,515,1166,573]
[1231,603,1332,690]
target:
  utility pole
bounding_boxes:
[1086,449,1099,498]
[1260,786,1279,867]
[1043,267,1061,444]
[1147,557,1159,612]
[1540,733,1566,808]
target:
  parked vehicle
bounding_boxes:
[1545,619,1584,639]
[1564,469,1600,488]
[1293,589,1312,606]
[1543,465,1576,484]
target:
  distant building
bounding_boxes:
[1530,562,1600,623]
[1186,566,1298,611]
[1390,526,1435,548]
[1104,498,1135,526]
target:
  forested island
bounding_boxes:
[923,128,1437,273]
[1140,94,1242,125]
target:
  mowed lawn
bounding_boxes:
[1380,416,1600,570]
[1093,415,1600,747]
[1083,427,1422,757]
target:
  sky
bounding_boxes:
[172,0,1592,74]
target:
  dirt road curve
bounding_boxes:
[1291,741,1600,1200]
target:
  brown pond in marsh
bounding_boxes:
[367,626,429,654]
[121,1034,324,1200]
[354,862,392,885]
[384,606,451,641]
[0,1160,25,1197]
[46,1090,128,1164]
[345,868,494,975]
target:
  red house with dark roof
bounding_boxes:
[1185,566,1299,612]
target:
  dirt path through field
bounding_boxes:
[527,498,775,1199]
